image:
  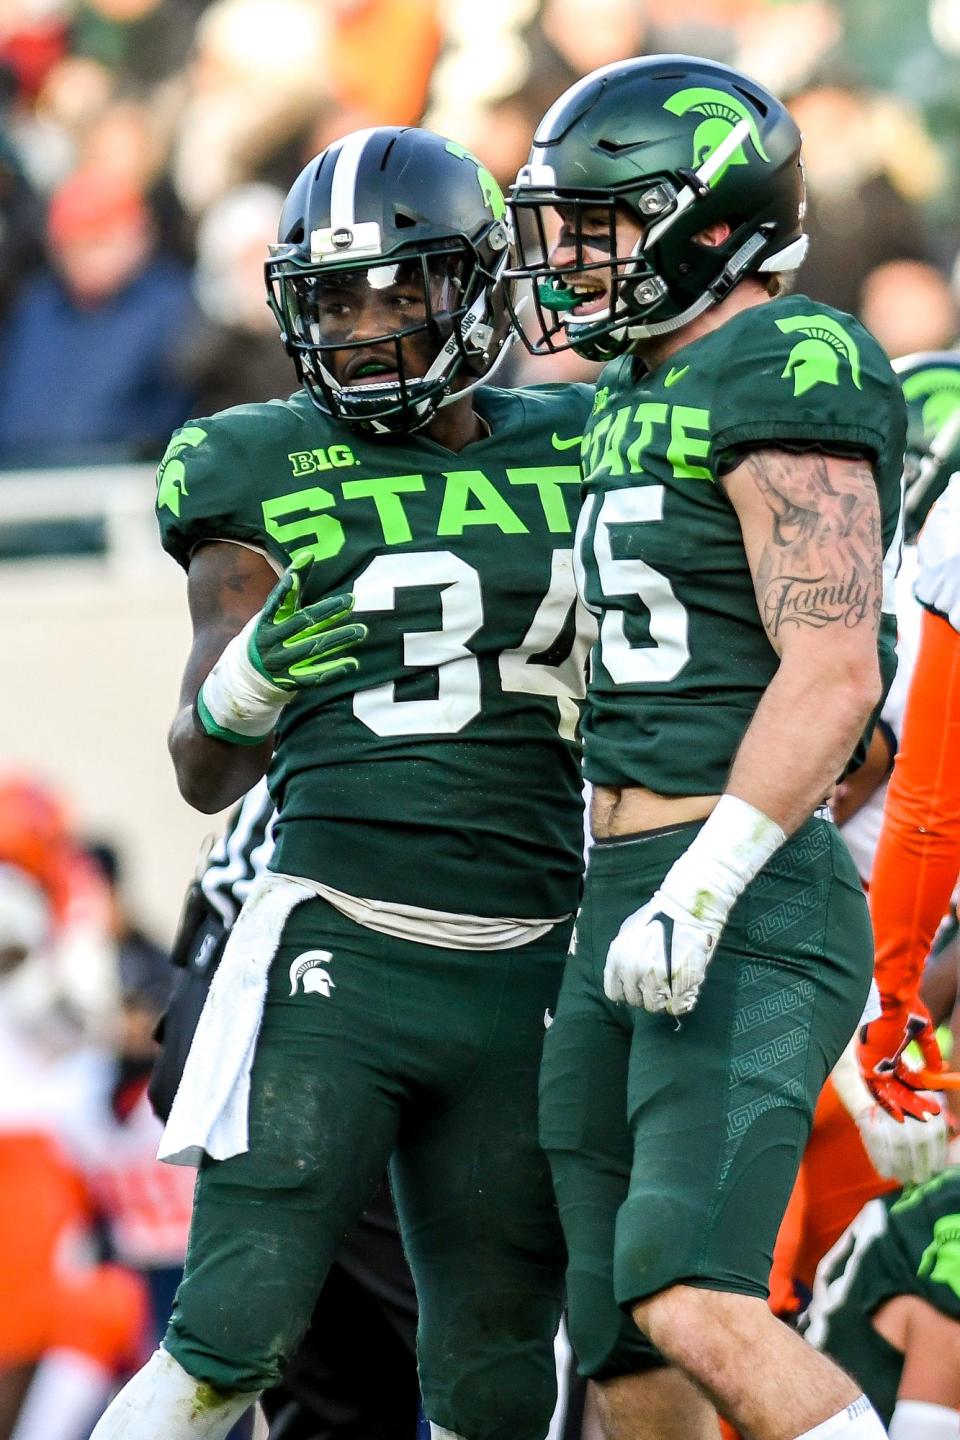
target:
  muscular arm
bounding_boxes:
[722,448,884,834]
[168,542,278,813]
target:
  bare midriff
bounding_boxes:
[590,784,721,839]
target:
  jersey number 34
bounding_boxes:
[350,548,594,741]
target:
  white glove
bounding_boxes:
[855,1101,949,1185]
[603,892,720,1014]
[603,795,786,1016]
[831,1038,950,1186]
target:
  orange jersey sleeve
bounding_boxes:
[869,607,960,1006]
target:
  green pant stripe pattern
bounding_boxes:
[539,816,873,1380]
[165,898,569,1440]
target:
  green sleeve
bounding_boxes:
[888,1175,960,1321]
[710,303,903,470]
[155,416,285,571]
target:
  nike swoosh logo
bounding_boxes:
[664,365,689,388]
[551,433,582,450]
[656,912,675,991]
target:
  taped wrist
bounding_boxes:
[196,615,289,745]
[660,794,787,928]
[831,1037,875,1119]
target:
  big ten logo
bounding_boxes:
[288,445,358,477]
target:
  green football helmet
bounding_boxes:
[893,350,960,541]
[506,54,807,360]
[266,126,514,433]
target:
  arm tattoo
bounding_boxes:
[743,450,883,640]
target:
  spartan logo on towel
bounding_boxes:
[775,314,863,398]
[288,949,335,997]
[662,87,770,186]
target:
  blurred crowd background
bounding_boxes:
[3,0,960,468]
[2,5,960,1437]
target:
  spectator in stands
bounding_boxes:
[168,0,329,217]
[0,129,43,321]
[179,182,297,414]
[0,805,148,1440]
[859,260,960,360]
[788,81,943,314]
[79,841,195,1351]
[69,0,212,87]
[0,165,196,467]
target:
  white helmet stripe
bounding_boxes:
[696,116,752,188]
[329,127,382,230]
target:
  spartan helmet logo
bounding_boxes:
[288,949,335,997]
[662,87,771,185]
[917,1214,960,1291]
[775,314,863,398]
[444,140,507,220]
[901,367,960,438]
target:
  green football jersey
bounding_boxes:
[574,295,906,793]
[803,1170,960,1423]
[156,385,595,918]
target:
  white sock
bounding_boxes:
[889,1401,960,1440]
[88,1348,257,1440]
[10,1348,112,1440]
[797,1396,888,1440]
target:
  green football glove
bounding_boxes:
[249,553,364,689]
[196,553,367,745]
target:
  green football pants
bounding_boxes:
[539,814,873,1379]
[165,898,569,1440]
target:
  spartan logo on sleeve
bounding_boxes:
[918,1213,960,1299]
[775,315,863,398]
[663,87,770,185]
[157,426,208,518]
[288,949,335,997]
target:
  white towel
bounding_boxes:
[158,872,313,1167]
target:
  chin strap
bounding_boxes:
[621,229,771,342]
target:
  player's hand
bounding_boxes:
[196,552,367,744]
[857,1001,944,1123]
[603,891,720,1015]
[855,1099,949,1184]
[249,553,366,692]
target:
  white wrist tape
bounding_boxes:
[196,614,289,743]
[797,1397,887,1440]
[830,1037,875,1120]
[889,1401,960,1440]
[660,794,786,928]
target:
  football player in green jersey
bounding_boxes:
[803,1169,960,1438]
[893,350,960,542]
[507,55,906,1440]
[91,127,596,1440]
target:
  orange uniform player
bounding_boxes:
[859,475,960,1118]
